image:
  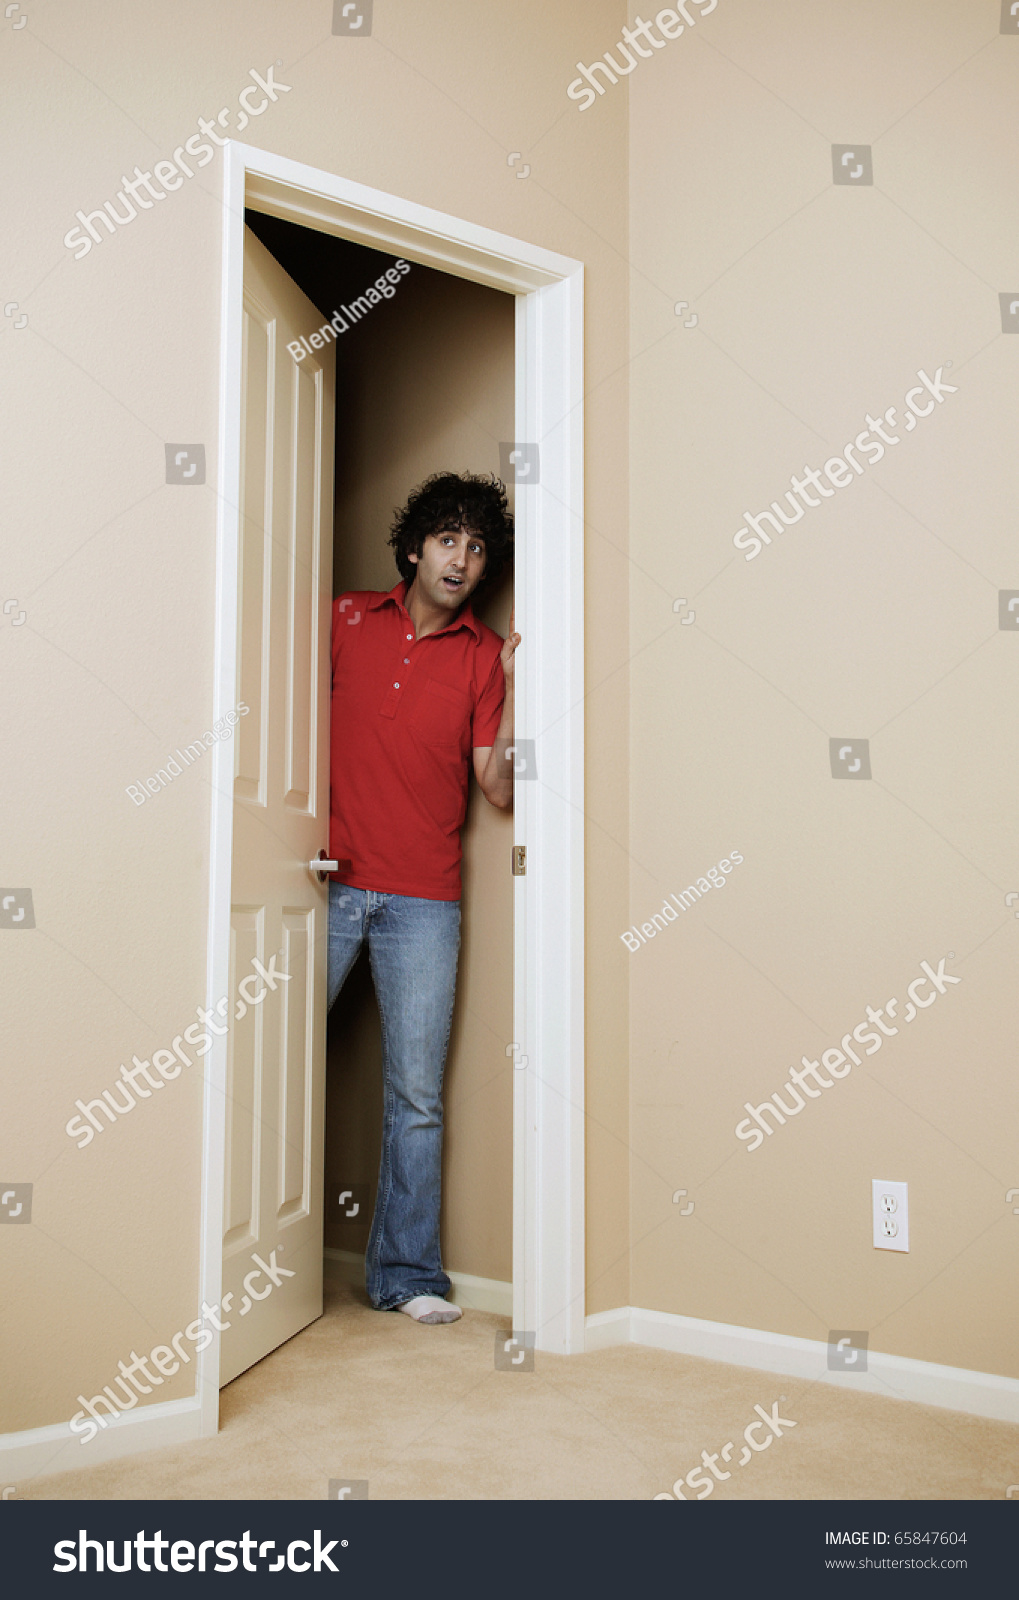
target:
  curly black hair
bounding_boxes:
[388,471,514,591]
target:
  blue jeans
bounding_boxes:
[327,882,460,1310]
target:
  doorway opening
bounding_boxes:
[245,206,517,1319]
[200,142,587,1440]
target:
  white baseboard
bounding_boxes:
[324,1248,512,1317]
[585,1305,1019,1424]
[444,1269,514,1316]
[0,1397,205,1489]
[584,1306,631,1352]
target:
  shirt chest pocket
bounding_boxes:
[409,676,469,747]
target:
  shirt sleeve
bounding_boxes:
[472,645,506,748]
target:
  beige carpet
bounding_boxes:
[23,1279,1019,1500]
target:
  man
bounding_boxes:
[328,471,519,1324]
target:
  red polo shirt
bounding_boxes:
[329,580,506,901]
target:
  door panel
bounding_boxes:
[223,909,261,1253]
[220,225,334,1387]
[278,909,313,1222]
[235,298,270,805]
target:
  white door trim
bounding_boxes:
[586,1307,1019,1426]
[195,143,586,1433]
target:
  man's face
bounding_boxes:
[407,525,487,612]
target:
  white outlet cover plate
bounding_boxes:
[873,1179,909,1252]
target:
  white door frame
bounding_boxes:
[196,141,586,1434]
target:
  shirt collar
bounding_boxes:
[366,578,482,641]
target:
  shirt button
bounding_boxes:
[406,633,413,641]
[393,682,400,689]
[403,657,410,664]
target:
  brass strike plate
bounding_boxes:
[512,845,526,876]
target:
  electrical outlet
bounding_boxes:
[873,1179,909,1252]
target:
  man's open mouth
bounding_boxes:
[442,576,464,590]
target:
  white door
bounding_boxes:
[220,226,335,1386]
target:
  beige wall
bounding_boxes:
[627,0,1018,1377]
[322,256,516,1283]
[14,0,1007,1453]
[2,0,629,1435]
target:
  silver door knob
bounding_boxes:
[309,849,340,882]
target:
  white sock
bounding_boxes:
[396,1295,462,1324]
